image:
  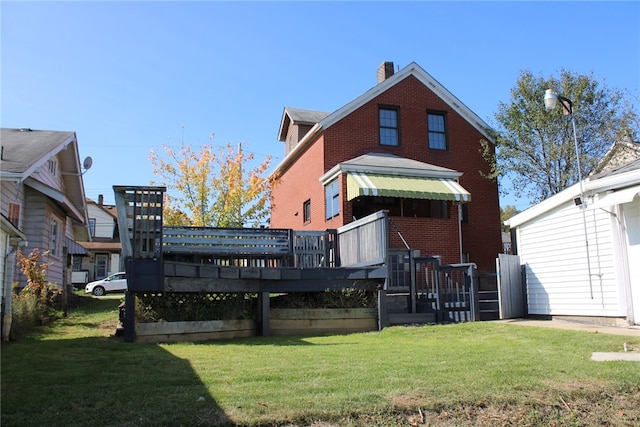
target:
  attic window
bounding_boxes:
[47,159,57,175]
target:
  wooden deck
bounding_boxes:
[113,186,389,341]
[113,186,492,343]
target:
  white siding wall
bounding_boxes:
[516,201,622,317]
[87,204,116,239]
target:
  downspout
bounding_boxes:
[458,204,464,263]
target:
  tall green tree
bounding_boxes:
[485,69,638,203]
[149,136,273,228]
[500,205,520,232]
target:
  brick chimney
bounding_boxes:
[98,194,104,206]
[377,61,395,83]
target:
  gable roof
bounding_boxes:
[1,128,76,177]
[0,128,88,225]
[272,62,495,176]
[277,107,330,142]
[321,62,493,138]
[506,158,640,228]
[590,135,640,176]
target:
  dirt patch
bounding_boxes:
[272,384,640,427]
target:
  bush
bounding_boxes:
[135,292,257,322]
[10,283,61,339]
[10,248,63,339]
[270,287,376,309]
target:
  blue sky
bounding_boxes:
[2,1,638,211]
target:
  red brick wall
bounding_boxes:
[389,212,462,266]
[271,75,502,272]
[270,136,329,230]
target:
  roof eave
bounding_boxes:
[320,62,495,143]
[270,123,324,178]
[24,177,87,224]
[320,163,461,185]
[505,182,582,228]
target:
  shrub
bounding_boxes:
[11,249,62,339]
[135,292,257,322]
[270,287,376,309]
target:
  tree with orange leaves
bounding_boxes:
[149,134,273,228]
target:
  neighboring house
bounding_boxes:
[79,195,122,283]
[501,231,512,254]
[270,62,502,273]
[0,128,90,292]
[506,140,640,326]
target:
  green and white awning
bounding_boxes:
[346,172,471,202]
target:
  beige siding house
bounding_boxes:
[0,128,90,292]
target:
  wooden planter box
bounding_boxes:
[270,308,378,336]
[133,308,378,343]
[135,319,256,344]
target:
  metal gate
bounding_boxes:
[386,252,481,323]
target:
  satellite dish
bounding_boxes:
[83,156,93,171]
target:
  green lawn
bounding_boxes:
[2,293,638,426]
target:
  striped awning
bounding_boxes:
[346,172,471,202]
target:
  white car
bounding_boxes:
[85,272,127,296]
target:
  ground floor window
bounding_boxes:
[72,255,82,271]
[352,197,449,219]
[303,199,311,223]
[325,179,340,220]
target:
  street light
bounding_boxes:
[544,89,593,298]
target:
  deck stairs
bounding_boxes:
[385,293,436,325]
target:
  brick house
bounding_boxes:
[270,62,502,273]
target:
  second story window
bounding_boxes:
[379,107,399,146]
[89,218,96,238]
[50,217,60,256]
[428,112,447,150]
[325,179,340,220]
[8,203,20,227]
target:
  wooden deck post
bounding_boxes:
[259,291,270,336]
[124,290,135,343]
[377,289,388,330]
[409,250,417,314]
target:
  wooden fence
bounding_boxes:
[497,253,524,319]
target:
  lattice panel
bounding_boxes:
[135,292,258,322]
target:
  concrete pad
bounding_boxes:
[496,319,640,337]
[591,352,640,362]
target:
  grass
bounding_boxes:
[2,292,639,426]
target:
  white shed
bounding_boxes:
[506,158,640,326]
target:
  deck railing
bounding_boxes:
[114,186,389,270]
[162,227,338,268]
[336,210,388,267]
